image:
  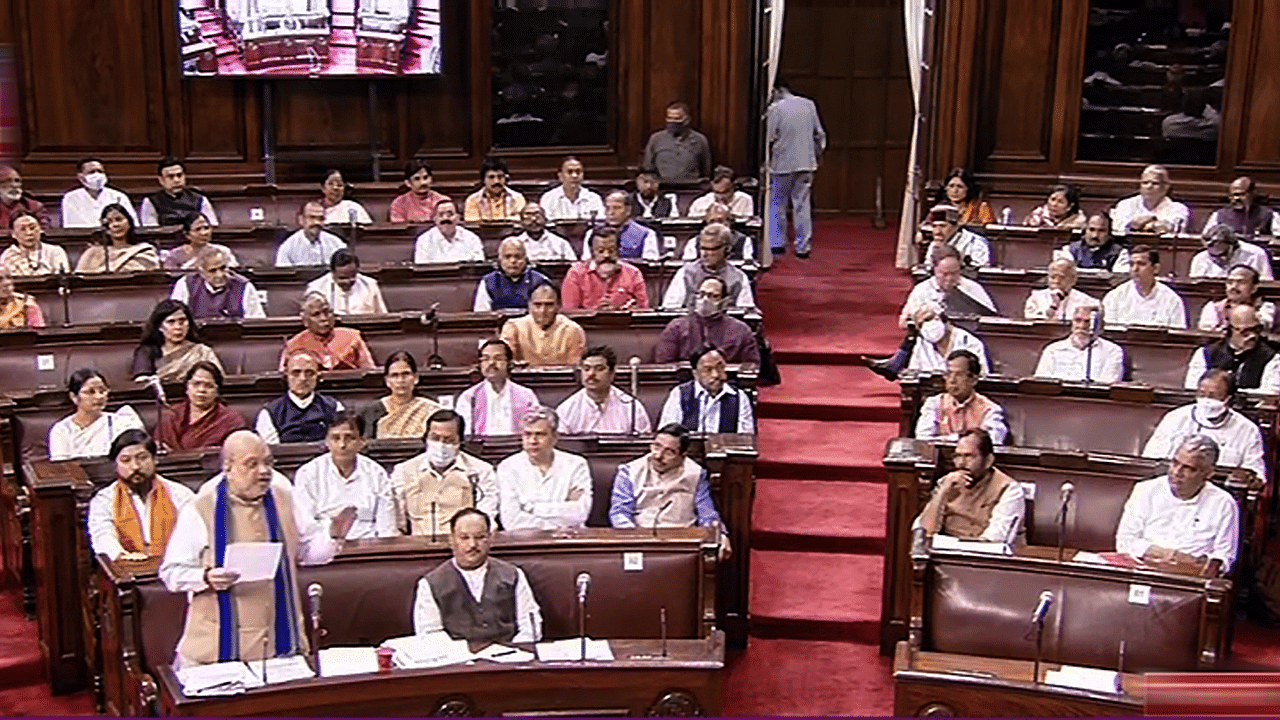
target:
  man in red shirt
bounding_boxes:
[561,226,650,310]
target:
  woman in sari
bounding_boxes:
[162,212,239,270]
[0,265,44,328]
[1,210,70,276]
[131,299,223,386]
[1023,184,1088,230]
[48,368,143,460]
[359,350,441,439]
[319,169,373,226]
[74,203,160,274]
[932,167,995,226]
[155,360,247,452]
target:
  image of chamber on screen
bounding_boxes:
[179,0,442,76]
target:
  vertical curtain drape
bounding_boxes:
[760,0,786,265]
[896,0,928,268]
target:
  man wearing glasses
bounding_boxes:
[661,223,755,310]
[1184,304,1280,394]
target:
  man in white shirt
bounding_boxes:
[276,201,347,267]
[497,406,593,530]
[412,508,542,643]
[1144,370,1265,478]
[509,204,577,261]
[1189,224,1274,280]
[87,429,195,561]
[662,223,756,310]
[254,351,345,445]
[293,412,398,540]
[1034,303,1125,383]
[686,165,754,219]
[556,345,652,435]
[915,350,1008,443]
[1101,244,1187,328]
[539,156,605,221]
[658,345,756,434]
[914,428,1025,543]
[454,339,541,437]
[391,409,499,537]
[681,203,755,262]
[1184,304,1280,394]
[1197,265,1276,332]
[1024,257,1097,321]
[921,204,991,268]
[905,307,990,376]
[414,199,485,264]
[1109,164,1192,235]
[60,157,139,228]
[1116,435,1239,571]
[580,191,661,261]
[171,246,267,320]
[898,246,997,328]
[305,249,388,315]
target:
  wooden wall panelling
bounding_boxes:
[1227,0,1280,172]
[926,0,984,182]
[977,0,1060,170]
[646,2,703,165]
[1046,0,1089,171]
[698,0,752,175]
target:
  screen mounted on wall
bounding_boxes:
[179,0,442,77]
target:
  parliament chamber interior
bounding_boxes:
[4,0,1280,717]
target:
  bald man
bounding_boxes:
[1023,257,1097,321]
[473,237,551,311]
[279,293,375,372]
[1110,165,1192,235]
[0,166,50,229]
[159,431,354,669]
[1185,304,1280,394]
[276,201,348,267]
[1202,176,1278,239]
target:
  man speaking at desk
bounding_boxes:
[413,508,542,643]
[914,428,1024,543]
[159,431,355,669]
[1117,434,1239,571]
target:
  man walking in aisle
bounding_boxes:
[767,77,826,259]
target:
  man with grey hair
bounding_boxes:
[170,246,266,319]
[579,190,660,261]
[1033,303,1125,383]
[279,293,375,372]
[496,406,592,530]
[1116,434,1240,571]
[1109,164,1191,235]
[0,165,50,228]
[922,204,991,269]
[662,223,755,310]
[1189,224,1274,280]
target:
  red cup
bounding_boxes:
[376,646,394,673]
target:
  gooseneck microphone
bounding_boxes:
[1057,482,1074,562]
[576,572,591,602]
[576,572,592,662]
[308,582,323,674]
[1031,590,1054,625]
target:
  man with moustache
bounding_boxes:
[454,339,541,438]
[87,429,195,561]
[662,223,755,309]
[1054,213,1131,273]
[914,428,1025,543]
[508,204,577,262]
[1034,303,1125,383]
[499,282,586,366]
[1201,176,1277,238]
[171,246,267,319]
[279,293,376,372]
[276,201,347,267]
[1185,304,1280,394]
[579,191,661,261]
[414,199,485,264]
[556,345,652,435]
[0,165,50,228]
[914,350,1008,444]
[561,227,649,310]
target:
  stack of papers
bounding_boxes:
[1045,665,1122,694]
[535,638,614,662]
[381,633,474,669]
[318,647,381,677]
[930,535,1011,555]
[246,655,315,685]
[176,661,265,696]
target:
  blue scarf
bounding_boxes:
[214,478,301,662]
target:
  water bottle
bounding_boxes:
[1000,206,1014,226]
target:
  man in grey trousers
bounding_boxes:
[767,77,827,259]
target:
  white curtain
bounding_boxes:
[760,0,786,266]
[896,0,928,268]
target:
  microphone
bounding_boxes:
[1057,482,1074,562]
[307,582,323,618]
[1031,590,1054,625]
[347,208,356,227]
[1060,482,1075,505]
[308,582,323,672]
[629,356,641,435]
[576,572,591,662]
[1000,206,1014,226]
[576,572,591,602]
[652,499,674,537]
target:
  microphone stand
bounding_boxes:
[1032,614,1046,685]
[430,501,437,543]
[660,606,668,658]
[578,590,587,663]
[652,499,673,538]
[1057,496,1068,563]
[58,269,71,327]
[310,597,322,676]
[348,209,358,254]
[629,360,640,435]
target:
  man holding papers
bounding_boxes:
[413,508,542,643]
[914,428,1025,543]
[160,430,356,669]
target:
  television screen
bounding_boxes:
[179,0,442,77]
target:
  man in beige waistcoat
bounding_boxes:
[914,349,1008,444]
[390,409,499,538]
[159,430,355,669]
[915,428,1025,542]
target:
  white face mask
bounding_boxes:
[81,171,107,192]
[695,297,723,318]
[1195,396,1228,420]
[920,318,946,343]
[425,440,459,468]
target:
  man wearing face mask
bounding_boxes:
[1144,370,1265,478]
[658,345,755,434]
[474,237,551,312]
[906,306,990,376]
[1184,304,1280,394]
[897,246,996,328]
[60,157,138,228]
[913,429,1025,543]
[921,204,991,269]
[390,410,498,537]
[0,166,50,229]
[508,204,577,262]
[662,223,756,310]
[642,101,712,184]
[293,412,397,539]
[1034,303,1125,383]
[171,246,266,320]
[655,277,760,365]
[1023,257,1097,321]
[305,249,388,316]
[1054,213,1131,273]
[87,429,195,561]
[580,191,661,261]
[562,227,649,310]
[1101,244,1187,328]
[454,339,541,437]
[914,350,1007,444]
[1198,265,1275,332]
[1189,224,1274,280]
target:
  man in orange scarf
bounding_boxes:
[86,429,194,561]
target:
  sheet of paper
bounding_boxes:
[223,542,282,584]
[473,644,535,664]
[246,655,315,685]
[318,647,380,677]
[930,535,1010,555]
[382,633,474,668]
[1073,550,1107,565]
[535,638,614,662]
[1045,665,1121,694]
[177,661,264,696]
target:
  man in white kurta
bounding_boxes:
[538,157,606,221]
[87,429,195,561]
[390,409,499,537]
[304,250,389,316]
[1189,225,1274,280]
[1197,265,1276,332]
[1184,304,1280,394]
[276,202,348,267]
[510,204,578,261]
[899,253,996,327]
[921,204,991,268]
[1109,165,1192,235]
[1023,257,1098,321]
[658,347,756,434]
[1143,370,1265,478]
[1034,304,1124,383]
[453,339,541,437]
[556,346,652,435]
[1116,435,1239,571]
[60,159,139,228]
[905,311,990,376]
[159,431,352,668]
[496,407,592,531]
[1101,247,1187,328]
[413,200,484,264]
[292,413,398,539]
[914,350,1008,443]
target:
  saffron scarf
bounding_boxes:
[111,480,178,556]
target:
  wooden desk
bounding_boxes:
[150,635,724,717]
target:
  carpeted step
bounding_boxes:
[756,418,898,482]
[723,637,894,716]
[752,479,886,555]
[749,550,883,644]
[0,683,95,716]
[758,364,902,423]
[0,590,44,691]
[1229,616,1280,670]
